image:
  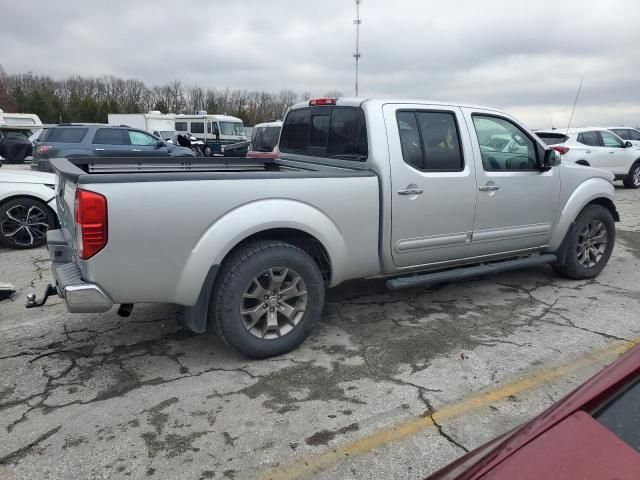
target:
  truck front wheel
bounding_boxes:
[211,240,325,358]
[553,204,615,280]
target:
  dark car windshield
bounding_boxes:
[251,126,281,152]
[594,377,640,452]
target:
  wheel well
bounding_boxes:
[226,228,332,281]
[575,160,590,166]
[0,195,59,228]
[588,197,620,222]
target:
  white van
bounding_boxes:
[108,111,176,141]
[174,112,249,156]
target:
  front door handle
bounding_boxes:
[94,148,105,151]
[397,188,424,196]
[479,185,500,192]
[132,149,141,152]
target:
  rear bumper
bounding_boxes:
[47,229,113,313]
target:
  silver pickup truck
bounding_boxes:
[30,97,619,358]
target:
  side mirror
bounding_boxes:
[542,149,561,169]
[156,140,165,148]
[624,141,633,148]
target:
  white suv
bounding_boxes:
[536,128,640,188]
[605,127,640,148]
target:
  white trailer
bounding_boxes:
[108,111,176,139]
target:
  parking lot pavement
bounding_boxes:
[1,185,639,480]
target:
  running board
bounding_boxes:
[386,254,557,291]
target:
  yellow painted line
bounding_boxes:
[259,337,640,480]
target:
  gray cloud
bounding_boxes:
[1,0,639,127]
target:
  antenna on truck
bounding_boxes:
[565,76,583,136]
[354,0,362,96]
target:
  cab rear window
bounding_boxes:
[280,106,368,161]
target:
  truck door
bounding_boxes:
[384,104,477,268]
[127,130,168,157]
[464,109,560,257]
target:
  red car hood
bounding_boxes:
[427,344,640,480]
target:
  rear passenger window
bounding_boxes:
[397,112,423,169]
[43,128,88,143]
[577,131,601,147]
[397,111,463,171]
[92,129,127,145]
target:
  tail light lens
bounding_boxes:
[74,189,107,259]
[309,98,337,106]
[37,145,53,155]
[551,145,570,155]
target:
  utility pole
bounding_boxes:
[353,0,362,96]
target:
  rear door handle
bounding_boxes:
[479,185,500,192]
[94,148,105,151]
[397,188,424,196]
[585,150,591,154]
[132,149,141,152]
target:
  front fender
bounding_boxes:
[175,199,348,306]
[547,178,616,251]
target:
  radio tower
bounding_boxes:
[354,0,362,96]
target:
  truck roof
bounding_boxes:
[288,97,504,113]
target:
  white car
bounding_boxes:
[604,127,640,148]
[536,128,640,189]
[0,168,58,248]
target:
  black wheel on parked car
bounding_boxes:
[0,197,56,249]
[211,240,325,358]
[622,161,640,189]
[553,204,615,280]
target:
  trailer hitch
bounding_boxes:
[26,284,58,308]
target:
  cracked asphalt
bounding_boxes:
[1,181,640,480]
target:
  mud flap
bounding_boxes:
[182,265,219,334]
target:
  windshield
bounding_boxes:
[220,122,245,136]
[251,126,281,152]
[610,129,631,140]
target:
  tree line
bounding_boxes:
[0,66,342,126]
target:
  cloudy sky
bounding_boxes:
[1,0,639,127]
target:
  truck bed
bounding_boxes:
[50,155,381,306]
[50,156,375,184]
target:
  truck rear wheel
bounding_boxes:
[553,204,615,280]
[211,240,325,358]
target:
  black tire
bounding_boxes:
[622,161,640,189]
[203,146,212,157]
[0,197,56,249]
[553,204,615,280]
[211,240,325,358]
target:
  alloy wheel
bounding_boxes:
[0,204,49,247]
[240,267,307,339]
[576,220,608,268]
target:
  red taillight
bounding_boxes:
[37,145,53,154]
[309,98,337,106]
[74,189,107,259]
[551,145,570,155]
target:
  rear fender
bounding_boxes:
[175,199,347,306]
[547,178,616,251]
